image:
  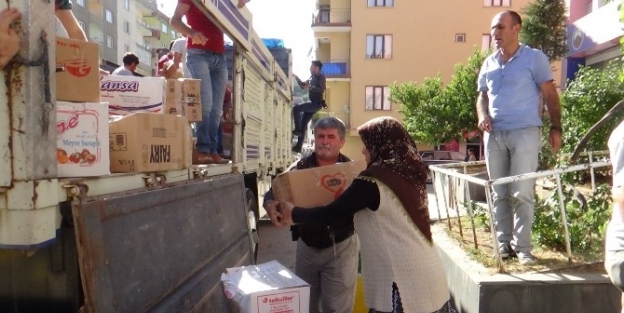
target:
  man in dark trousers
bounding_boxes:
[292,60,327,153]
[264,117,358,313]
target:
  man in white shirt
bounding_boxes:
[112,52,139,76]
[167,37,190,78]
[606,120,624,312]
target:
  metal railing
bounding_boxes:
[428,151,611,272]
[311,9,351,26]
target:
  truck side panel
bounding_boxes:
[71,174,252,313]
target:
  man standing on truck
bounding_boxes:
[170,0,247,165]
[263,117,358,313]
[476,10,562,265]
[292,60,327,153]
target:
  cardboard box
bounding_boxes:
[271,160,366,207]
[108,113,192,173]
[163,79,183,115]
[56,37,100,103]
[181,79,202,122]
[56,101,110,177]
[101,76,166,115]
[163,79,202,122]
[221,260,310,313]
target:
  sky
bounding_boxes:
[157,0,315,77]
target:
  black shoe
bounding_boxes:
[292,129,302,137]
[498,242,517,259]
[292,146,301,153]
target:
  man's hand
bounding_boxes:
[237,0,248,9]
[280,202,295,226]
[264,200,285,227]
[478,116,492,132]
[189,30,208,46]
[0,8,21,69]
[549,129,562,154]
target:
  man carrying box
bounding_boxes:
[263,117,358,313]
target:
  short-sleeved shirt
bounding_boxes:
[171,38,191,78]
[112,67,134,76]
[606,121,624,250]
[55,0,71,10]
[178,0,224,54]
[477,44,553,131]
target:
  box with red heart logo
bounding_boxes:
[271,160,366,208]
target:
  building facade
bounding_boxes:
[68,0,177,76]
[564,0,623,81]
[312,0,533,159]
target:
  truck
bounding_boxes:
[0,0,293,312]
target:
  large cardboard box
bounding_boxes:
[101,76,166,115]
[163,79,202,122]
[221,260,310,313]
[271,160,366,207]
[56,37,100,103]
[56,101,110,177]
[108,113,192,173]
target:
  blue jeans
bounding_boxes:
[484,126,540,253]
[293,101,322,149]
[186,49,228,154]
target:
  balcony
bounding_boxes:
[317,111,350,129]
[567,0,622,57]
[320,61,350,80]
[311,9,351,32]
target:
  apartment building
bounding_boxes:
[68,0,176,76]
[565,0,623,81]
[312,0,532,159]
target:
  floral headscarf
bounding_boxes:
[358,116,432,242]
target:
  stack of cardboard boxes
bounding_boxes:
[55,37,201,178]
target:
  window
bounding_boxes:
[455,33,466,43]
[481,34,492,50]
[366,35,392,59]
[105,9,113,23]
[365,86,391,111]
[171,30,176,38]
[124,44,130,53]
[76,0,85,7]
[161,23,168,34]
[124,0,130,10]
[77,19,86,32]
[106,35,114,49]
[484,0,511,6]
[123,20,130,34]
[367,0,394,7]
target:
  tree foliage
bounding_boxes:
[560,63,624,155]
[391,49,489,145]
[520,0,568,61]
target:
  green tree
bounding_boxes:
[391,48,489,145]
[520,0,568,61]
[560,63,624,155]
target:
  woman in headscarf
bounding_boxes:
[277,116,454,313]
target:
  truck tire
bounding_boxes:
[246,188,259,263]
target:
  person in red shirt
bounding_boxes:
[170,0,247,164]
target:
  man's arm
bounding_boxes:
[476,91,492,132]
[541,80,562,153]
[55,9,87,41]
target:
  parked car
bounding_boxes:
[420,150,465,183]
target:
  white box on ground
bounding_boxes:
[221,260,310,313]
